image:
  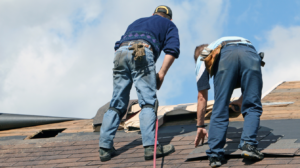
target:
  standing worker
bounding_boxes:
[99,5,180,162]
[193,37,264,167]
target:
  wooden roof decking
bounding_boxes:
[0,119,94,139]
[261,81,300,120]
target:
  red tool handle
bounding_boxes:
[153,118,158,168]
[153,100,159,168]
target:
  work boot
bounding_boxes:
[144,144,175,160]
[241,143,264,160]
[208,157,223,167]
[99,147,116,162]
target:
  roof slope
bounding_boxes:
[0,125,300,168]
[1,80,300,167]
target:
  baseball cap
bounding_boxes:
[153,5,172,19]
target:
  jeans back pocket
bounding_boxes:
[134,48,154,69]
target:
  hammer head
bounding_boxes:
[154,100,159,116]
[259,52,264,60]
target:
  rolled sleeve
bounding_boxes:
[197,69,210,91]
[114,40,121,51]
[196,62,210,91]
[162,23,180,58]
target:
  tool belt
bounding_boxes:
[202,40,265,77]
[120,40,152,61]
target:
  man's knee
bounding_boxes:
[139,104,155,118]
[142,104,155,110]
[141,105,155,113]
[107,107,124,119]
[241,108,262,118]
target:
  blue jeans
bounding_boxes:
[206,44,263,158]
[99,46,157,148]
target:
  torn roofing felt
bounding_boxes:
[121,97,240,132]
[93,99,139,126]
[0,113,81,131]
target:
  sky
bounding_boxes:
[0,0,299,119]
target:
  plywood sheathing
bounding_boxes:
[260,81,300,120]
[0,119,94,138]
[261,81,285,99]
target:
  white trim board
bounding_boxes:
[261,81,285,99]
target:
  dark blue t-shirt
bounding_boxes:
[114,15,180,62]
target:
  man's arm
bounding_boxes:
[156,54,175,90]
[197,90,208,126]
[194,89,209,147]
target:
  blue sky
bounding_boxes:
[0,0,299,118]
[225,0,300,44]
[165,0,300,105]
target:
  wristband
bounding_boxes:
[196,125,207,128]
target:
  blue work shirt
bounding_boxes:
[114,15,180,62]
[205,36,251,50]
[195,36,253,91]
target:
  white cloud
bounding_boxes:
[0,0,228,118]
[260,25,300,94]
[232,25,300,99]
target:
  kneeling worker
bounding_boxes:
[99,5,180,161]
[193,37,264,167]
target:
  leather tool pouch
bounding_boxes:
[128,42,146,61]
[203,44,222,77]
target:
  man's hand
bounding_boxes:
[229,95,243,113]
[156,72,164,90]
[195,90,208,147]
[194,127,208,147]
